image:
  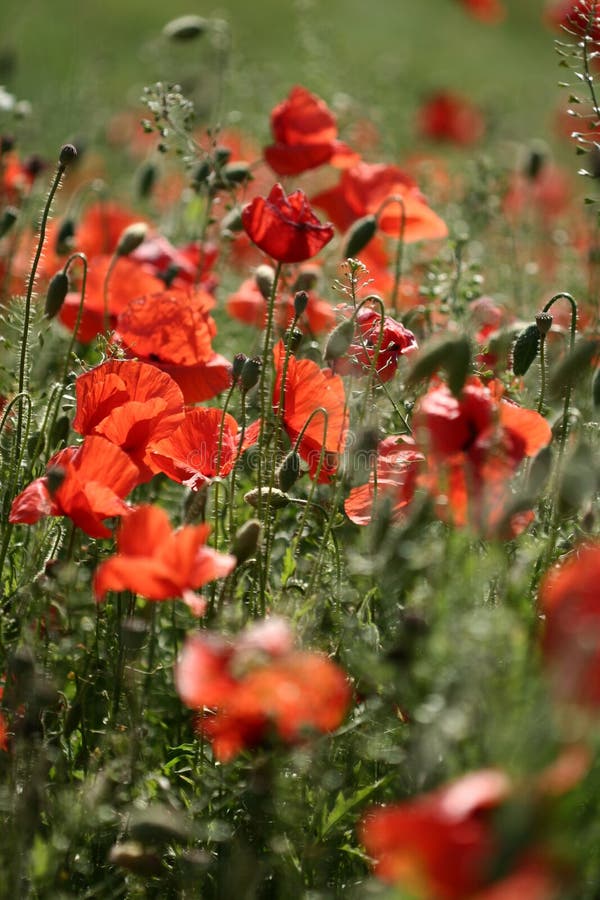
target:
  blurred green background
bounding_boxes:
[1,0,566,163]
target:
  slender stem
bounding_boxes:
[212,381,236,551]
[102,253,118,334]
[537,334,547,415]
[227,390,247,541]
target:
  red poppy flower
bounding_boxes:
[264,85,359,176]
[73,359,185,481]
[59,255,165,342]
[503,164,572,224]
[458,0,506,23]
[273,340,348,482]
[9,437,138,538]
[539,542,600,708]
[93,504,235,615]
[312,161,448,243]
[417,92,485,146]
[149,407,239,491]
[242,184,335,263]
[331,305,418,381]
[344,436,424,526]
[226,277,335,333]
[176,618,351,761]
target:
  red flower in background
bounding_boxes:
[312,162,447,244]
[344,436,424,526]
[273,340,348,482]
[242,184,334,263]
[540,541,600,708]
[546,1,600,40]
[360,769,559,899]
[264,85,359,176]
[94,505,235,615]
[114,288,232,403]
[176,618,351,761]
[458,0,506,23]
[9,437,138,538]
[149,407,239,491]
[417,92,485,145]
[331,305,418,382]
[73,359,185,481]
[227,276,335,334]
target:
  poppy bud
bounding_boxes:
[232,353,248,381]
[244,487,289,509]
[343,214,377,258]
[115,222,148,257]
[192,159,211,189]
[0,205,17,239]
[137,161,157,199]
[59,143,78,167]
[535,311,553,336]
[512,324,539,376]
[45,270,69,318]
[221,162,251,186]
[46,465,66,497]
[293,290,309,317]
[524,143,546,181]
[292,266,320,293]
[0,134,15,155]
[220,206,243,235]
[277,450,301,492]
[255,264,275,300]
[162,14,208,41]
[214,146,232,166]
[325,319,355,361]
[240,357,261,392]
[284,327,303,352]
[528,444,553,494]
[55,216,76,255]
[592,367,600,409]
[231,518,261,564]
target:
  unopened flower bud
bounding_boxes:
[240,357,261,392]
[232,353,248,381]
[293,290,309,317]
[45,270,69,318]
[0,206,17,239]
[292,266,320,293]
[277,450,301,492]
[325,318,355,362]
[512,324,539,376]
[222,161,251,186]
[524,142,546,181]
[244,487,289,509]
[55,217,76,255]
[192,159,211,189]
[46,465,66,497]
[231,518,261,564]
[163,14,208,41]
[535,311,553,336]
[59,143,78,167]
[255,264,275,300]
[221,206,243,235]
[343,214,377,258]
[137,161,157,199]
[116,222,148,257]
[214,146,232,166]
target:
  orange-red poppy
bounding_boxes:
[73,358,185,481]
[273,340,348,482]
[149,407,239,491]
[458,0,506,23]
[264,85,359,176]
[417,92,485,146]
[242,184,335,264]
[9,437,139,538]
[176,618,351,761]
[226,277,335,334]
[344,436,424,526]
[93,504,235,614]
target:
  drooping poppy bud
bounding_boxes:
[343,214,377,258]
[163,14,208,40]
[45,270,69,319]
[244,487,289,509]
[512,324,540,376]
[277,450,302,492]
[115,222,148,257]
[231,519,261,564]
[325,319,355,362]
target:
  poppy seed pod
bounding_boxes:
[45,270,69,318]
[0,206,17,239]
[255,264,276,301]
[162,14,208,41]
[535,311,553,336]
[277,450,302,492]
[59,143,78,167]
[325,319,355,362]
[240,357,261,392]
[512,324,540,376]
[343,214,377,259]
[293,290,309,317]
[244,487,289,510]
[231,519,261,564]
[116,222,148,257]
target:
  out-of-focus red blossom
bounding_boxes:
[471,296,511,370]
[227,277,335,334]
[458,0,506,23]
[93,505,235,615]
[417,92,485,145]
[0,151,43,203]
[312,161,448,243]
[546,0,600,39]
[344,436,424,526]
[59,255,165,342]
[274,340,348,482]
[114,288,232,403]
[73,359,185,482]
[360,769,561,899]
[503,164,572,223]
[9,437,138,538]
[331,305,418,381]
[242,184,335,263]
[0,712,8,752]
[264,85,359,176]
[176,618,351,762]
[149,408,239,491]
[540,542,600,707]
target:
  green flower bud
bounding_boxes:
[115,222,148,257]
[324,319,355,362]
[231,518,261,564]
[277,450,302,492]
[0,206,17,239]
[45,270,69,318]
[254,264,275,301]
[343,214,377,258]
[240,357,261,392]
[512,324,540,377]
[163,14,208,41]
